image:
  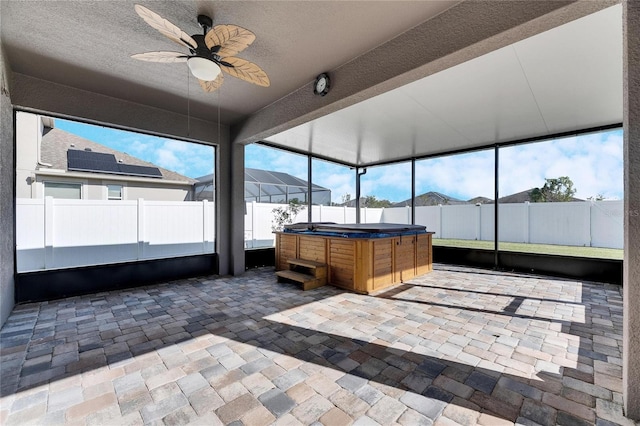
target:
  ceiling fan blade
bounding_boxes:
[134,4,197,50]
[220,57,270,87]
[199,73,224,93]
[131,51,188,63]
[205,25,256,58]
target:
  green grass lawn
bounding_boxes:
[433,238,623,260]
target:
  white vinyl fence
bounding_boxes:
[17,198,622,272]
[244,202,383,249]
[17,198,215,272]
[409,200,623,249]
[245,200,623,250]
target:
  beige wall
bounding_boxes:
[15,112,44,199]
[125,182,191,201]
[16,111,194,202]
[30,175,192,202]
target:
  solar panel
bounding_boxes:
[68,149,120,173]
[67,149,117,162]
[117,164,163,178]
[67,149,162,178]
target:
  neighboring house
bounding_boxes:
[394,191,467,207]
[195,168,332,205]
[16,114,196,201]
[497,188,582,204]
[467,196,493,205]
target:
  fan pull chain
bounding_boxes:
[217,87,221,146]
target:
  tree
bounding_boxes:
[587,194,605,201]
[362,195,393,208]
[271,199,304,231]
[530,176,576,202]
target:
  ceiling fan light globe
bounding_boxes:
[187,57,221,81]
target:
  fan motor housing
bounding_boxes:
[197,15,213,33]
[191,34,213,57]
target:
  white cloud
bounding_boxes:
[154,149,183,173]
[414,151,495,201]
[126,137,215,178]
[498,132,623,200]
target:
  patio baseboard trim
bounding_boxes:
[243,247,622,285]
[433,246,622,284]
[245,248,275,270]
[15,254,218,303]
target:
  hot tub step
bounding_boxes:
[287,259,327,278]
[276,270,326,290]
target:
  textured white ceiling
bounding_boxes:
[1,0,458,124]
[264,5,623,166]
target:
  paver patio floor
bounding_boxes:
[0,264,633,425]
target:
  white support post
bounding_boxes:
[44,196,54,269]
[318,204,322,222]
[407,205,411,225]
[438,204,443,238]
[344,205,347,223]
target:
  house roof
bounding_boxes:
[395,192,467,207]
[497,188,582,204]
[40,126,197,184]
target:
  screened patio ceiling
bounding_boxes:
[2,2,621,167]
[262,4,622,167]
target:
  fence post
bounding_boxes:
[475,204,481,240]
[318,204,322,222]
[202,200,209,253]
[587,201,593,247]
[44,196,54,269]
[438,204,443,238]
[251,201,256,248]
[137,198,144,260]
[407,205,411,224]
[524,202,530,243]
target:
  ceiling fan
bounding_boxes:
[132,4,270,93]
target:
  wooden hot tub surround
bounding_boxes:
[274,223,433,294]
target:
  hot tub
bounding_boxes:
[274,222,433,294]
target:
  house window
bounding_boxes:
[107,184,123,200]
[44,182,81,199]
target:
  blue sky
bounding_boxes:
[56,118,623,203]
[56,119,215,179]
[247,130,624,203]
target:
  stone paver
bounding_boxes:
[0,264,631,425]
